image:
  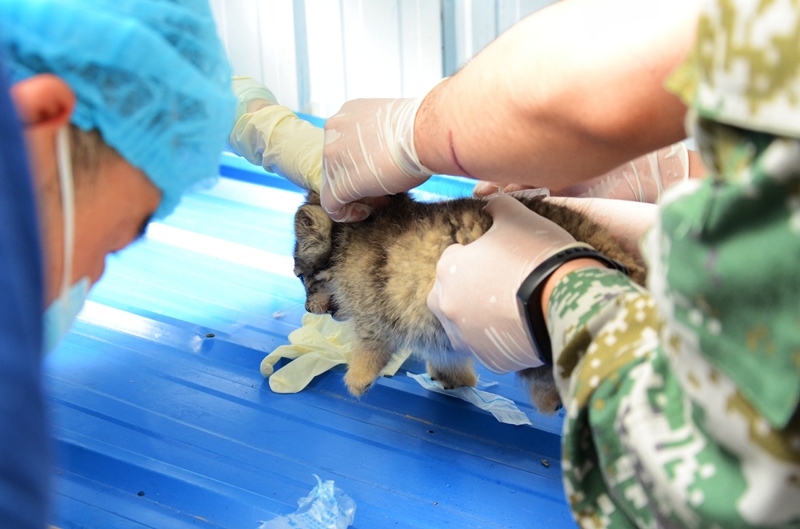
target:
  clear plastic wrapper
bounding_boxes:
[259,475,356,529]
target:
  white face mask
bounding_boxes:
[42,127,90,353]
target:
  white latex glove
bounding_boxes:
[473,142,690,204]
[260,313,350,393]
[231,76,278,125]
[466,192,657,265]
[556,142,689,202]
[321,97,434,222]
[537,195,657,263]
[426,194,590,374]
[261,313,410,393]
[231,104,323,193]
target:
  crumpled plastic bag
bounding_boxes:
[261,313,411,393]
[259,475,356,529]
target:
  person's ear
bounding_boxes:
[9,74,75,130]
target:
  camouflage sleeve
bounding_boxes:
[545,1,800,526]
[666,0,800,140]
[547,248,800,528]
[545,132,800,529]
[547,268,671,528]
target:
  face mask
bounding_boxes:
[42,277,89,352]
[42,127,90,353]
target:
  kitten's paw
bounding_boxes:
[344,369,377,397]
[427,362,477,390]
[517,366,562,414]
[531,387,562,414]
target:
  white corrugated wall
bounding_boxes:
[210,0,557,117]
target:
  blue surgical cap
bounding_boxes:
[0,0,236,219]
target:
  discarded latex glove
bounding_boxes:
[259,475,356,529]
[407,372,533,426]
[262,313,411,393]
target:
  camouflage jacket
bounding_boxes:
[547,0,800,527]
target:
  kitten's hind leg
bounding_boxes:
[517,366,562,414]
[425,350,478,390]
[344,338,395,397]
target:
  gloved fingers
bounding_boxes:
[474,145,691,202]
[426,242,494,357]
[473,181,538,198]
[319,96,433,221]
[232,76,279,105]
[260,344,308,377]
[545,196,656,261]
[501,183,533,194]
[430,241,466,284]
[268,352,347,394]
[474,145,692,203]
[426,266,472,355]
[484,193,543,219]
[321,195,372,223]
[435,286,538,374]
[545,195,658,220]
[473,181,503,197]
[551,142,691,203]
[653,141,690,191]
[232,76,279,124]
[610,143,689,202]
[319,155,372,222]
[229,104,325,193]
[260,357,277,377]
[484,194,577,252]
[427,243,460,313]
[429,210,567,372]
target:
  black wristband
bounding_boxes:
[516,246,629,365]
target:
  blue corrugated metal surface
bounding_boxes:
[43,155,574,529]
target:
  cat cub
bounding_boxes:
[292,192,644,413]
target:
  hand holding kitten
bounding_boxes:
[321,98,433,222]
[426,194,602,373]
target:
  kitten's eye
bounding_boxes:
[297,274,305,283]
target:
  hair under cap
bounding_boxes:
[0,0,236,218]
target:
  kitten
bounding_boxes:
[293,191,645,413]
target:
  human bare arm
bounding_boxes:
[414,0,703,188]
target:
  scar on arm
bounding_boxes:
[449,129,472,178]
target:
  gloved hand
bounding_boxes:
[472,190,657,263]
[473,142,690,203]
[427,194,595,374]
[321,97,434,222]
[546,196,657,262]
[231,105,324,193]
[229,76,324,193]
[231,76,278,126]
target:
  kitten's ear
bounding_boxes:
[294,204,334,262]
[389,192,413,206]
[305,191,321,206]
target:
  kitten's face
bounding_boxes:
[293,262,340,319]
[293,199,343,320]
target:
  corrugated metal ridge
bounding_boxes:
[44,160,573,529]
